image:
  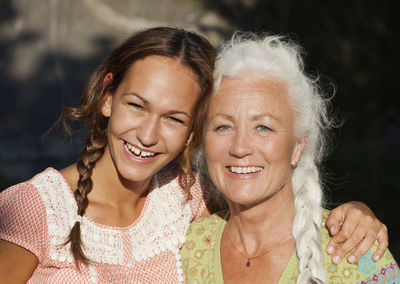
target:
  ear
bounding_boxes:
[291,136,307,168]
[185,131,194,147]
[101,73,113,117]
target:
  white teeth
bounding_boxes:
[124,142,156,158]
[229,166,263,174]
[141,151,153,157]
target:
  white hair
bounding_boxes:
[201,32,335,283]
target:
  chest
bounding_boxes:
[32,170,192,283]
[220,239,294,284]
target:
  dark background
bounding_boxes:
[1,0,399,260]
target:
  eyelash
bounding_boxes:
[168,116,184,124]
[213,125,271,134]
[215,125,231,132]
[257,125,271,132]
[127,103,185,124]
[128,102,144,110]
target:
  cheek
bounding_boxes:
[261,137,293,164]
[108,105,140,132]
[204,134,229,185]
[204,134,226,163]
[162,126,189,153]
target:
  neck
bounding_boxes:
[90,146,152,208]
[225,183,295,256]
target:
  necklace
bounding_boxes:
[225,227,293,267]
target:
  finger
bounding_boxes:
[326,223,356,257]
[330,211,360,245]
[372,226,389,262]
[331,231,363,264]
[326,238,339,255]
[329,216,365,264]
[327,218,369,258]
[325,207,345,237]
[346,230,377,263]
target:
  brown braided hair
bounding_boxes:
[54,27,215,267]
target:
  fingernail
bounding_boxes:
[333,255,340,264]
[327,246,334,254]
[329,226,335,233]
[373,255,380,262]
[348,255,356,263]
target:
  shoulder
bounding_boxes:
[188,211,226,229]
[0,168,59,259]
[0,168,56,206]
[182,211,227,253]
[181,211,227,283]
[320,210,400,283]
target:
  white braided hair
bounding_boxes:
[203,33,335,283]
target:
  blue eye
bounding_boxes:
[257,125,271,132]
[215,125,231,132]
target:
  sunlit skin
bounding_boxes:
[205,76,305,211]
[0,55,203,283]
[101,55,200,190]
[58,55,202,229]
[0,52,389,284]
[204,75,306,282]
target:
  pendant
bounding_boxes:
[246,258,251,267]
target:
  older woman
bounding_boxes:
[180,34,399,283]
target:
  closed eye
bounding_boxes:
[168,116,184,124]
[128,102,144,110]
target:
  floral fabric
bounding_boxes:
[180,210,400,284]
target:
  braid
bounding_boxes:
[54,26,215,267]
[64,132,107,267]
[292,157,325,283]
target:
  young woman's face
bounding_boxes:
[102,55,200,184]
[204,76,305,208]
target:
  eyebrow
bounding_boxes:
[207,113,234,121]
[208,113,280,122]
[252,113,280,122]
[122,92,191,117]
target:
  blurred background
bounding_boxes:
[0,0,399,260]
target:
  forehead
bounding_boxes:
[120,55,200,97]
[209,76,293,118]
[127,55,197,82]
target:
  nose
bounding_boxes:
[136,116,160,147]
[229,127,253,158]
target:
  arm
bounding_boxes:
[0,240,38,283]
[325,201,388,264]
[0,182,47,282]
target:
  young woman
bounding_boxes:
[0,27,389,283]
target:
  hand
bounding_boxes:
[325,201,388,265]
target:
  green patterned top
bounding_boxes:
[180,210,399,283]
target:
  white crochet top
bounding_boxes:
[0,167,206,283]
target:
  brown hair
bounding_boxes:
[56,27,215,266]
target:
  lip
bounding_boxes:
[225,165,264,179]
[122,140,160,164]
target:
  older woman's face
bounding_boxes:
[204,76,305,207]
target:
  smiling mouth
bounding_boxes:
[228,166,264,174]
[124,142,158,158]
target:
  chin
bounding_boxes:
[116,164,155,184]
